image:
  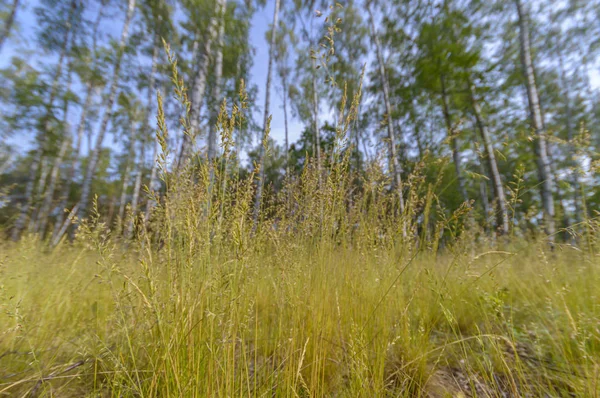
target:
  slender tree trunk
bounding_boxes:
[0,154,12,175]
[208,0,226,162]
[117,167,132,233]
[177,37,198,168]
[143,38,160,226]
[254,0,280,225]
[106,195,116,225]
[117,162,132,231]
[52,84,96,240]
[128,30,159,235]
[311,57,322,183]
[51,202,79,247]
[27,158,50,232]
[126,34,157,232]
[515,0,555,240]
[440,73,469,204]
[305,17,323,187]
[557,51,582,226]
[282,72,290,175]
[367,5,406,223]
[78,0,136,220]
[127,142,144,238]
[145,140,160,223]
[353,103,362,172]
[36,136,70,236]
[118,123,137,231]
[478,154,491,229]
[35,44,77,235]
[469,81,510,235]
[12,2,74,239]
[414,108,424,160]
[178,2,221,168]
[0,0,19,52]
[547,146,570,238]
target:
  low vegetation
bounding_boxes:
[1,95,599,395]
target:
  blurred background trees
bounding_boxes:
[0,0,598,242]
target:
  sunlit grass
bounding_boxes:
[1,233,599,396]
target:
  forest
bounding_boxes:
[0,0,599,396]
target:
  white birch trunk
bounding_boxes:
[469,81,510,235]
[143,37,160,226]
[179,1,221,167]
[126,142,144,238]
[78,0,136,220]
[12,2,74,239]
[118,122,137,231]
[515,0,556,239]
[367,5,406,221]
[282,71,290,174]
[208,0,226,162]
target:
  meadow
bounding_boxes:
[1,5,599,394]
[1,143,599,396]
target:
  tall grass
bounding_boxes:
[1,42,599,397]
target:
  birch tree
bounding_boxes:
[178,0,220,167]
[78,0,136,220]
[367,2,407,229]
[12,0,80,239]
[514,0,556,239]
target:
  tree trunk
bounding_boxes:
[52,84,96,240]
[127,142,144,238]
[353,103,361,172]
[35,42,78,236]
[178,2,221,168]
[106,194,116,225]
[367,5,406,222]
[0,154,12,175]
[440,73,469,204]
[478,154,491,230]
[304,16,323,187]
[311,57,322,185]
[36,135,70,237]
[128,30,159,237]
[118,123,137,232]
[547,146,570,238]
[12,1,74,239]
[254,0,280,225]
[177,37,198,168]
[558,50,582,226]
[78,0,136,220]
[0,0,19,52]
[469,81,510,235]
[143,38,160,227]
[53,3,105,239]
[208,0,226,162]
[145,140,160,224]
[515,0,556,240]
[282,76,290,175]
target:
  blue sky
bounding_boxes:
[1,0,307,157]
